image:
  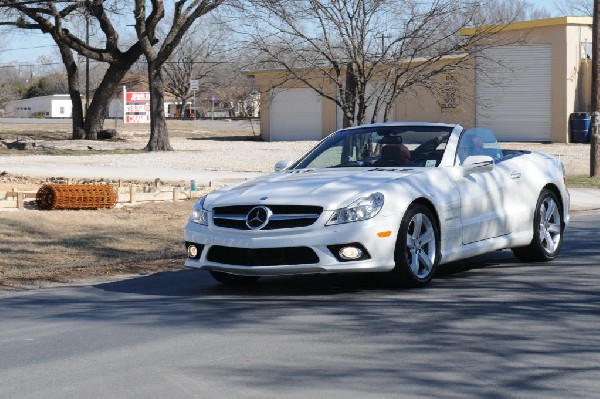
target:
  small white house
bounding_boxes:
[3,94,74,118]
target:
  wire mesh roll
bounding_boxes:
[36,184,117,210]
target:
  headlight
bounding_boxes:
[190,196,209,225]
[327,192,384,225]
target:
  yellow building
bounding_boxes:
[249,17,593,143]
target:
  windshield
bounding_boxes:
[456,127,504,165]
[292,125,453,169]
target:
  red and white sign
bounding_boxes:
[123,86,151,124]
[126,92,151,102]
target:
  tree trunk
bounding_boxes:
[145,61,173,151]
[592,0,600,176]
[57,44,85,139]
[83,61,137,140]
[343,62,357,128]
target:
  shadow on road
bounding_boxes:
[95,249,514,298]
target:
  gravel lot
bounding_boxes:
[0,136,317,175]
[0,118,591,178]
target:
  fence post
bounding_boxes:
[17,193,25,210]
[130,186,137,204]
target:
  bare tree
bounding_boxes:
[0,1,143,139]
[211,59,257,117]
[243,0,531,128]
[133,0,224,151]
[163,25,225,118]
[555,0,592,16]
[0,64,28,107]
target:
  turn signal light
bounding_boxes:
[377,231,392,237]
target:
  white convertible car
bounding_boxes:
[184,123,569,287]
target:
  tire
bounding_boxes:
[209,270,260,285]
[390,204,440,288]
[512,189,563,262]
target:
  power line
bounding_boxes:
[1,45,55,52]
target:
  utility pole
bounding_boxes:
[377,33,391,58]
[592,0,600,176]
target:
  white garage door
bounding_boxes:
[269,88,322,141]
[476,45,552,141]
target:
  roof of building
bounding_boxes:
[461,16,592,36]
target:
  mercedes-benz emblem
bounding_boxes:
[246,206,272,230]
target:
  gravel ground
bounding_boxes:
[0,137,592,179]
[500,142,591,176]
[1,136,317,174]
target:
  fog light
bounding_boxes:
[339,246,363,260]
[187,244,199,259]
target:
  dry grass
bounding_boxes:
[0,200,192,292]
[0,119,258,140]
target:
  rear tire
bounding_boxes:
[512,189,563,262]
[209,270,260,285]
[389,204,440,288]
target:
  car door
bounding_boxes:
[455,129,519,245]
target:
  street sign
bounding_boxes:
[190,80,199,91]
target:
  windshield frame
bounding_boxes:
[289,123,458,170]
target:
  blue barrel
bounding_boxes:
[570,112,591,143]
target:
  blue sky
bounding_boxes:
[530,0,561,15]
[0,30,56,67]
[0,0,574,67]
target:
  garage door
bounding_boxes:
[269,89,322,141]
[476,45,552,141]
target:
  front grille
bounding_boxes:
[207,245,319,266]
[212,205,323,230]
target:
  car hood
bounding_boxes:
[204,168,423,210]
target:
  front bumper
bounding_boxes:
[183,215,399,276]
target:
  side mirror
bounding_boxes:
[274,160,292,171]
[462,155,494,176]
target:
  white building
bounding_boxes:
[3,94,74,118]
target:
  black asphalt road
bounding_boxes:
[1,214,599,399]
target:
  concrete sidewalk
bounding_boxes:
[0,164,261,186]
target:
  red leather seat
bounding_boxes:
[375,144,411,166]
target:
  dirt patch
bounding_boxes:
[0,200,193,293]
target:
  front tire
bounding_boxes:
[390,204,440,288]
[512,189,563,262]
[209,270,260,285]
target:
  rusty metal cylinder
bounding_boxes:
[36,184,117,210]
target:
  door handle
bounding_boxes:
[510,171,521,179]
